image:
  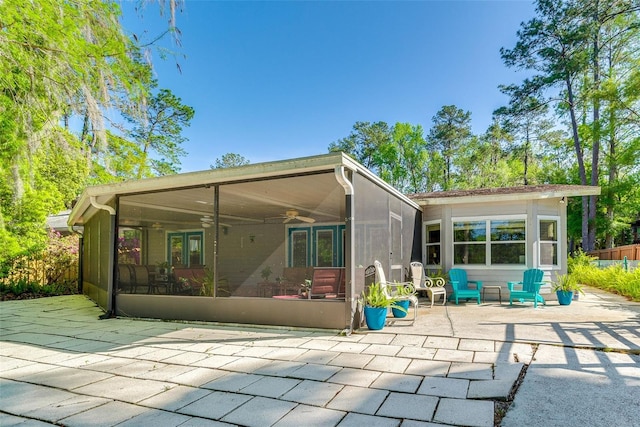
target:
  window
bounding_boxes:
[167,231,204,267]
[453,217,526,266]
[118,228,142,265]
[424,221,441,266]
[288,225,345,267]
[316,229,334,267]
[539,217,559,266]
[454,221,486,265]
[290,230,309,267]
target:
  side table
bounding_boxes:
[482,285,502,304]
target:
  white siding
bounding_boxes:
[422,198,567,297]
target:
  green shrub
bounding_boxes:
[567,248,597,274]
[0,277,77,300]
[571,264,640,302]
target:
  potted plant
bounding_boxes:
[156,261,169,276]
[552,274,584,305]
[361,283,406,330]
[199,268,215,297]
[261,266,272,282]
[391,282,415,318]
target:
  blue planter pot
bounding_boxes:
[557,291,574,306]
[364,305,387,330]
[392,300,410,318]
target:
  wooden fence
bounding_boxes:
[588,244,640,261]
[1,256,78,286]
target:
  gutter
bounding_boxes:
[335,165,356,336]
[90,196,117,319]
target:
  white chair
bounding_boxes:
[373,260,417,323]
[410,261,446,308]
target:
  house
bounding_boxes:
[68,153,600,329]
[409,185,600,292]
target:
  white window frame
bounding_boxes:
[424,220,442,267]
[538,215,561,268]
[452,215,527,268]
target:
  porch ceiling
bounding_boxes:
[118,173,345,228]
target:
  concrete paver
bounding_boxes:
[1,290,639,427]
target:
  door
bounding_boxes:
[168,231,204,267]
[389,212,403,282]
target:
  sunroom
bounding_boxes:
[68,153,422,330]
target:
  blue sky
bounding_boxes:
[121,1,536,172]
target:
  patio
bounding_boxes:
[1,289,639,426]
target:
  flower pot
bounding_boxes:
[364,305,387,330]
[392,300,410,318]
[556,291,574,306]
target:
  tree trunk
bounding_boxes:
[589,3,601,251]
[565,75,591,250]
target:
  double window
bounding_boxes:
[453,217,526,266]
[288,225,345,267]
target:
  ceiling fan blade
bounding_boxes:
[296,216,315,223]
[283,217,293,223]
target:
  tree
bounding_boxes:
[212,153,250,169]
[328,121,392,170]
[0,0,191,263]
[494,96,553,186]
[426,105,472,190]
[500,0,640,251]
[123,88,194,178]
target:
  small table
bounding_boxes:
[482,285,502,304]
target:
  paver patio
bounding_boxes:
[1,290,639,426]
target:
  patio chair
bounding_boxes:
[410,261,446,308]
[117,264,133,293]
[307,267,344,299]
[448,268,482,304]
[508,268,546,308]
[373,260,417,323]
[272,267,343,300]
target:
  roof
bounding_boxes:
[68,152,418,227]
[408,184,601,206]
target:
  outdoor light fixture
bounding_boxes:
[559,197,566,204]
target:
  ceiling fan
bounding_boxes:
[200,215,214,228]
[277,209,315,224]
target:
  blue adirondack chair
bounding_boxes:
[448,269,482,304]
[508,268,546,308]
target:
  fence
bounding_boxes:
[1,256,79,287]
[591,258,638,271]
[588,244,640,261]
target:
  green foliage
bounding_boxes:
[0,278,77,301]
[571,264,640,302]
[198,268,215,297]
[361,282,405,312]
[211,153,250,169]
[552,274,584,295]
[0,0,193,262]
[567,248,597,273]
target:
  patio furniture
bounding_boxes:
[482,285,502,304]
[272,267,344,300]
[410,261,446,308]
[307,267,344,299]
[508,268,546,308]
[117,264,133,293]
[448,268,482,304]
[373,260,417,323]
